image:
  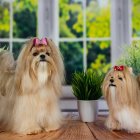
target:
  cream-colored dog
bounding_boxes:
[0,38,64,134]
[102,65,140,133]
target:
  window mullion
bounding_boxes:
[111,0,131,65]
[9,1,13,52]
[83,0,87,72]
[38,0,59,46]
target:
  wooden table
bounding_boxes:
[0,114,140,140]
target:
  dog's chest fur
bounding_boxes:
[109,87,139,130]
[116,107,135,129]
[110,87,116,104]
[37,62,48,85]
[13,87,56,128]
[13,65,55,130]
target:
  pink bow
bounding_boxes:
[114,65,124,71]
[33,38,47,46]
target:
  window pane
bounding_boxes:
[59,42,83,85]
[13,0,38,38]
[86,0,110,38]
[0,42,9,51]
[87,41,111,74]
[0,2,10,38]
[59,0,83,38]
[132,0,140,37]
[13,42,23,60]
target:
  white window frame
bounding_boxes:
[0,0,138,63]
[1,0,139,112]
[38,0,109,113]
[38,0,111,73]
[0,0,29,51]
[111,0,132,65]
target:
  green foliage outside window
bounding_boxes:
[59,0,83,38]
[0,0,140,84]
[59,0,111,84]
[0,2,10,38]
[60,42,83,84]
[132,0,140,37]
[87,41,111,75]
[13,0,37,38]
[0,0,37,59]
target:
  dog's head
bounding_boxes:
[15,38,65,95]
[102,66,139,105]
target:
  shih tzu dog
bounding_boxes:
[0,38,65,134]
[102,65,140,133]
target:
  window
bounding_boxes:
[0,0,137,113]
[0,1,10,50]
[0,0,111,86]
[0,0,38,59]
[0,0,136,86]
[59,0,111,85]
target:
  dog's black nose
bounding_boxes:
[40,54,45,59]
[110,79,114,83]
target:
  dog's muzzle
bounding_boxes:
[109,84,116,87]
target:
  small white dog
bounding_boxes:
[0,38,64,134]
[102,65,140,133]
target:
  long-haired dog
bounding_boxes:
[0,38,65,134]
[102,65,140,133]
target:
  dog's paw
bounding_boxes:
[127,129,140,133]
[105,118,121,130]
[21,127,42,135]
[44,124,60,132]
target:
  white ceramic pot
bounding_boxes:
[77,100,98,122]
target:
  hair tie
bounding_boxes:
[114,65,124,71]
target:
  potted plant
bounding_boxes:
[72,71,103,122]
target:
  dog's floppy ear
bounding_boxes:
[136,74,140,89]
[47,38,65,84]
[15,38,34,94]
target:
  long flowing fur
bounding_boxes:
[0,38,64,134]
[102,66,140,133]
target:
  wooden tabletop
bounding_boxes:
[0,114,140,140]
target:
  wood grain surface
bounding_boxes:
[87,116,140,140]
[0,115,139,140]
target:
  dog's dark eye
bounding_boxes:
[33,52,39,56]
[118,77,123,81]
[46,52,50,56]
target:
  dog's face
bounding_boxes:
[102,66,138,105]
[104,70,126,89]
[28,44,55,85]
[29,45,52,77]
[15,38,64,95]
[30,45,51,66]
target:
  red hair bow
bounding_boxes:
[33,38,47,46]
[114,65,124,71]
